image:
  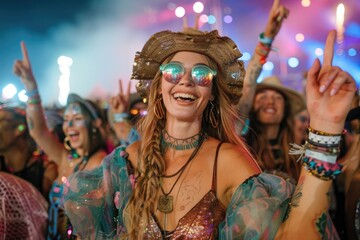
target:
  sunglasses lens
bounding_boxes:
[192,65,215,86]
[160,63,184,84]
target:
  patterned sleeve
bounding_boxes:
[219,173,294,240]
[62,147,133,239]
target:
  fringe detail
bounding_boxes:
[289,143,305,162]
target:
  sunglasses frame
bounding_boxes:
[160,62,217,86]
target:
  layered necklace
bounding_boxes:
[157,130,207,214]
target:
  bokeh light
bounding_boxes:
[240,52,251,61]
[2,84,17,99]
[263,61,274,71]
[288,57,299,68]
[348,48,357,57]
[223,15,233,24]
[301,0,311,7]
[208,15,216,24]
[315,48,323,56]
[295,33,305,42]
[199,14,208,23]
[193,2,204,14]
[18,90,28,102]
[175,6,185,18]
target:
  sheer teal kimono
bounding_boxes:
[62,146,339,239]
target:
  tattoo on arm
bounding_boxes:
[291,175,304,208]
[283,176,304,221]
[314,212,327,239]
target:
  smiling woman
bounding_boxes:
[61,23,357,240]
[244,75,306,181]
[12,42,109,239]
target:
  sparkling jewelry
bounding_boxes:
[160,129,202,153]
[157,131,205,213]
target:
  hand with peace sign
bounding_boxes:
[108,79,133,143]
[306,30,357,134]
[13,41,38,91]
[109,79,131,116]
[264,0,289,39]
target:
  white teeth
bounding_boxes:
[173,93,196,99]
[68,131,79,136]
[264,108,275,113]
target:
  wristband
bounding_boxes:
[259,32,273,45]
[113,113,130,123]
[26,89,39,98]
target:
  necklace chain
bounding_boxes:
[157,131,205,214]
[160,130,206,178]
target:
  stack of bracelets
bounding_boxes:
[26,88,41,107]
[302,126,344,181]
[256,32,273,65]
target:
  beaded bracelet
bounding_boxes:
[113,113,130,123]
[305,141,340,155]
[259,32,273,45]
[308,131,342,146]
[302,156,343,181]
[255,43,271,64]
[308,126,345,136]
[27,97,41,105]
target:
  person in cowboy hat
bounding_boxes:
[62,7,356,240]
[244,75,306,181]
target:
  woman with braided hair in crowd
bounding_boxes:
[61,1,357,234]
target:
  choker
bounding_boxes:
[158,130,206,214]
[160,129,203,153]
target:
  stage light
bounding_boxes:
[2,84,17,99]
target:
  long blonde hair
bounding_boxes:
[123,54,249,239]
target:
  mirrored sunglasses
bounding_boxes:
[160,62,217,86]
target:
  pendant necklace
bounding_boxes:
[157,131,206,214]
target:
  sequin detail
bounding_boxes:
[144,142,226,239]
[144,190,225,239]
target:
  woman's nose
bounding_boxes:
[178,71,195,86]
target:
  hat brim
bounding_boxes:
[256,83,306,115]
[67,94,99,120]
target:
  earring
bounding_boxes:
[154,96,165,119]
[64,136,72,150]
[209,101,219,128]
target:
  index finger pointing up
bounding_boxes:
[20,41,31,68]
[271,0,280,11]
[323,30,336,67]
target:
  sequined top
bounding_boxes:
[143,143,226,240]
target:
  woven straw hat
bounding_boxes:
[256,76,306,115]
[131,29,245,104]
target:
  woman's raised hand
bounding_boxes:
[109,79,131,115]
[306,30,357,133]
[13,41,38,91]
[264,0,290,38]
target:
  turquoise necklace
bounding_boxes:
[160,129,203,153]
